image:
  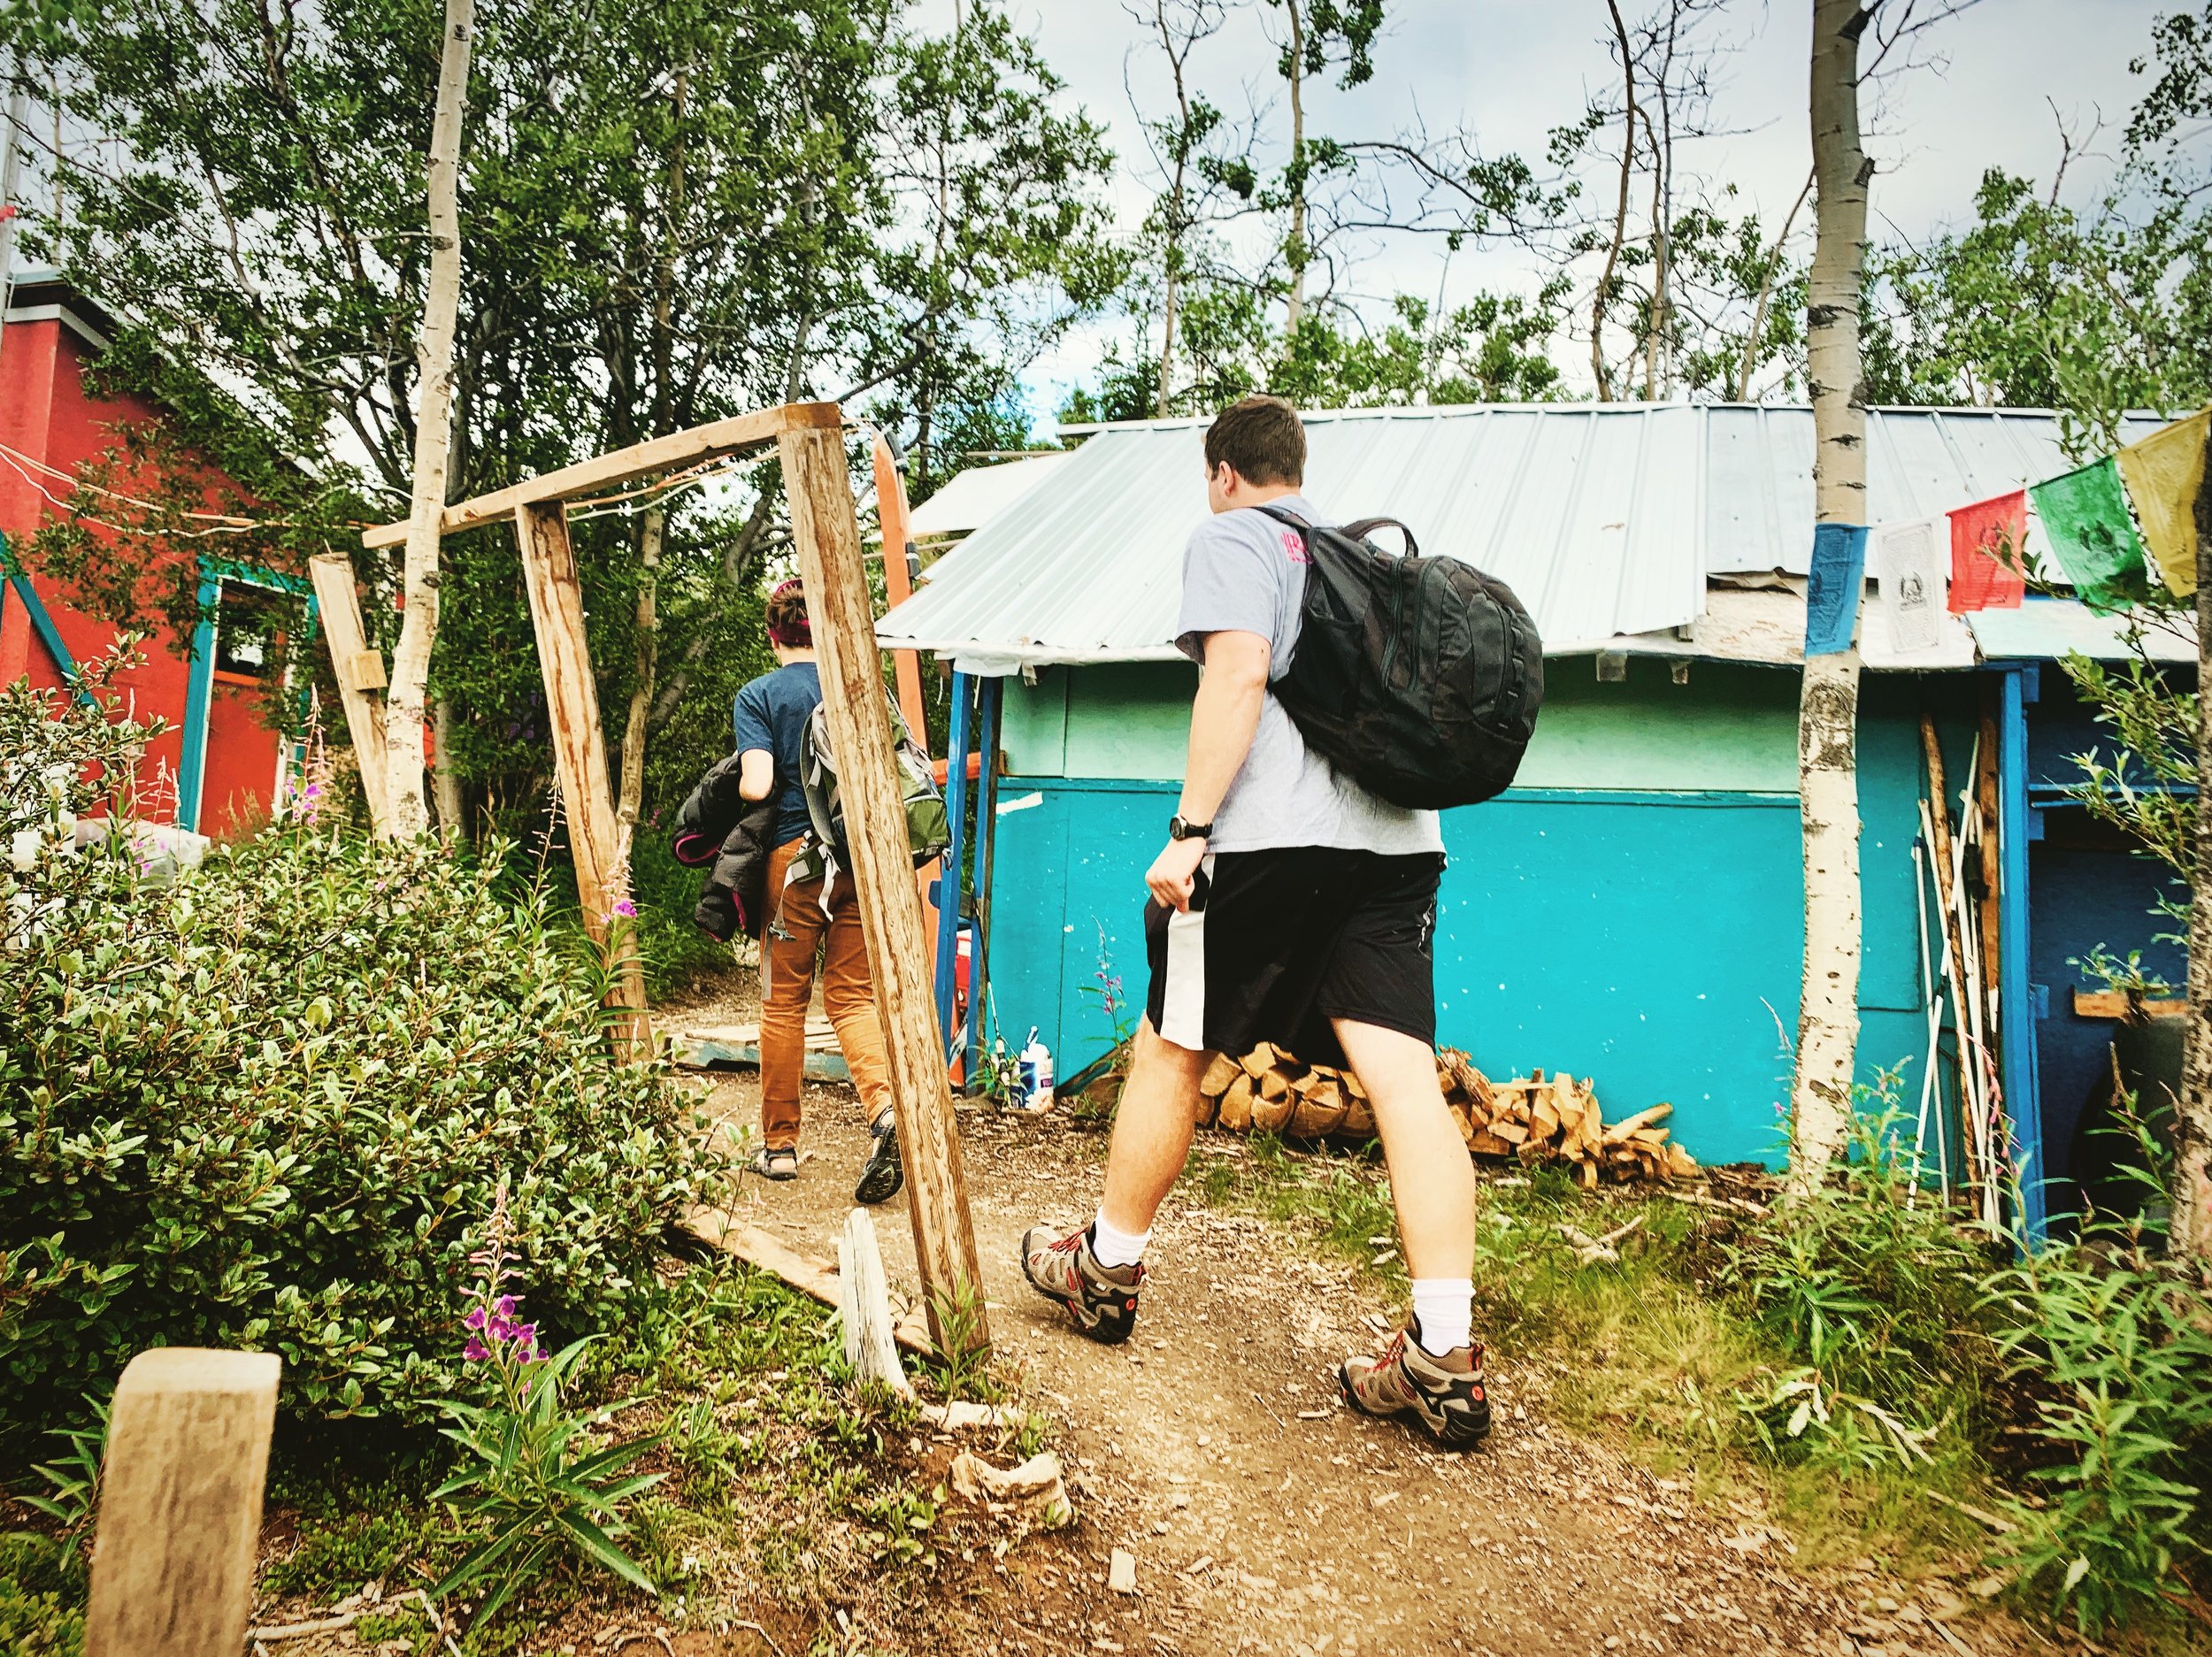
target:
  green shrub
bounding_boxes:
[0,653,728,1445]
[1981,1114,2212,1635]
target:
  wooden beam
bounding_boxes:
[780,418,988,1355]
[2074,987,2186,1019]
[83,1347,280,1657]
[307,553,391,837]
[363,402,841,548]
[513,502,650,1051]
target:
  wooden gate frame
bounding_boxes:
[361,402,987,1350]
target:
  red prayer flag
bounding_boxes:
[1947,489,2028,613]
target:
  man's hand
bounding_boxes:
[1147,834,1209,911]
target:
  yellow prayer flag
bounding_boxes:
[2116,407,2209,597]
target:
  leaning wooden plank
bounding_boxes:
[84,1347,280,1657]
[306,553,391,836]
[514,503,650,1055]
[361,403,841,548]
[782,418,987,1356]
[683,1208,933,1357]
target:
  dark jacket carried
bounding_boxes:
[671,754,780,941]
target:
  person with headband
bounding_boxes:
[732,578,904,1203]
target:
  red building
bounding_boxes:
[1,267,301,834]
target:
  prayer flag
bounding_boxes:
[1872,518,1946,653]
[2029,457,2151,613]
[1947,489,2028,612]
[1804,522,1869,656]
[2114,407,2208,598]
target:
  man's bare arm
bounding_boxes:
[1147,629,1270,909]
[737,749,774,802]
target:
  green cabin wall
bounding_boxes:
[983,656,1979,1169]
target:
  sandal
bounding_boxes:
[752,1146,800,1181]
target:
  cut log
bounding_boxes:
[1257,1066,1294,1103]
[1289,1093,1348,1139]
[1194,1088,1221,1129]
[1217,1075,1256,1132]
[1250,1088,1295,1134]
[1200,1053,1242,1097]
[1490,1121,1529,1146]
[838,1208,914,1399]
[1471,1130,1514,1157]
[1603,1103,1674,1146]
[1340,1096,1376,1137]
[1240,1042,1280,1079]
[1530,1090,1561,1142]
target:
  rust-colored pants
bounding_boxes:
[758,836,894,1150]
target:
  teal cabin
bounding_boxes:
[878,405,2184,1239]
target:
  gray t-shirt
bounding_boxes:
[1174,494,1444,855]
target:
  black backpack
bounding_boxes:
[1256,505,1544,810]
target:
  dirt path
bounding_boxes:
[693,1073,2034,1657]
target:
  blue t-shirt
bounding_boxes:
[733,661,822,847]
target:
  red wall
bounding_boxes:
[1,313,281,831]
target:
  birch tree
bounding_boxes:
[384,0,474,840]
[1786,0,1873,1185]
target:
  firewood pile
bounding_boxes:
[1195,1043,1697,1186]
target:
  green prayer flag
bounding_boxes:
[2030,456,2153,613]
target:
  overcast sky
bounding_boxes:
[949,0,2176,425]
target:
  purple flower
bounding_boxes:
[612,899,637,918]
[493,1295,517,1318]
[463,1337,490,1362]
[464,1306,488,1331]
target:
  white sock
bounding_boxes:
[1088,1210,1152,1270]
[1409,1279,1473,1355]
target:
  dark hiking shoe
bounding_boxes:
[1339,1324,1491,1449]
[855,1117,903,1205]
[1020,1224,1143,1345]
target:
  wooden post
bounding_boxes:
[84,1348,280,1657]
[307,553,391,837]
[780,418,988,1354]
[513,502,650,1052]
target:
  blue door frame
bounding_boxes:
[1994,663,2048,1247]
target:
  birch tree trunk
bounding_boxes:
[380,0,473,840]
[1281,0,1308,336]
[432,696,465,839]
[1786,0,1871,1190]
[2177,424,2212,1260]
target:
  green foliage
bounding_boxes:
[1724,1101,2001,1475]
[0,654,726,1445]
[15,1398,108,1577]
[1981,1112,2212,1635]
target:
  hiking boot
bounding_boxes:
[1020,1224,1143,1345]
[854,1117,903,1205]
[1338,1323,1491,1449]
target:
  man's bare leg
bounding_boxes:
[1333,1018,1475,1282]
[1020,1016,1206,1343]
[1098,1017,1212,1236]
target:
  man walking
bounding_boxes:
[1021,395,1488,1447]
[734,579,903,1206]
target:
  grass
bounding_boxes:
[0,1254,1012,1656]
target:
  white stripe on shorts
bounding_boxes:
[1157,854,1212,1050]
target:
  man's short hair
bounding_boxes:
[1204,395,1305,487]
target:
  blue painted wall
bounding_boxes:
[980,660,1986,1169]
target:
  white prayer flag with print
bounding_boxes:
[1874,518,1946,654]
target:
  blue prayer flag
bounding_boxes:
[1804,522,1870,656]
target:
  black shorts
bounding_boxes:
[1143,848,1443,1066]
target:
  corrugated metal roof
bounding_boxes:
[878,403,2171,668]
[907,452,1070,539]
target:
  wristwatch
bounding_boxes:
[1168,814,1212,842]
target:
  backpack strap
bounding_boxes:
[1253,503,1420,557]
[1340,518,1420,556]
